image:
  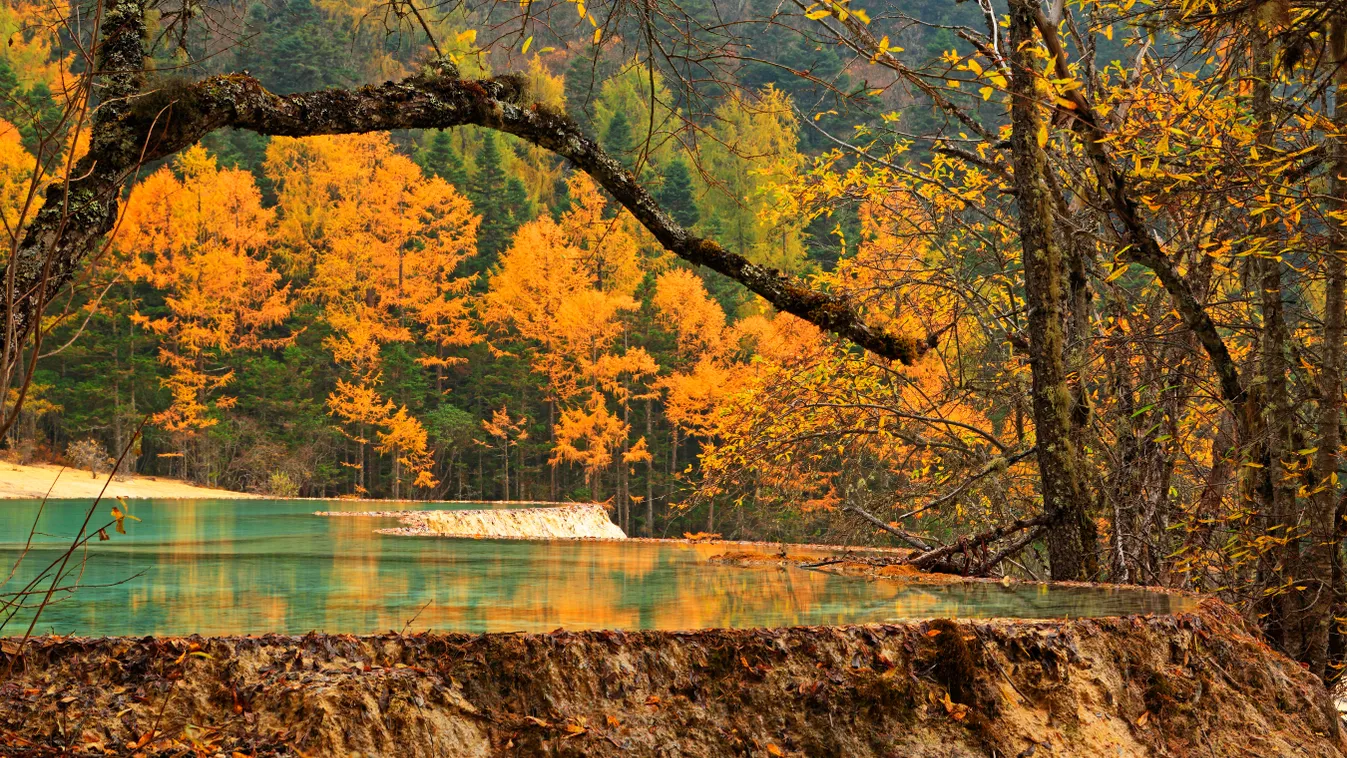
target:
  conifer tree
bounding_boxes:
[504,176,533,224]
[419,130,468,189]
[604,111,634,168]
[467,133,535,273]
[468,132,511,260]
[657,159,699,229]
[246,0,354,94]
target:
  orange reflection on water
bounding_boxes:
[1,499,1196,637]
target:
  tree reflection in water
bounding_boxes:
[0,499,1193,636]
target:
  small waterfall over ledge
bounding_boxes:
[416,504,626,539]
[321,503,628,540]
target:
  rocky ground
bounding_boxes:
[1,599,1341,757]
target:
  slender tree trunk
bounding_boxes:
[1008,0,1098,581]
[621,387,630,532]
[646,397,655,536]
[1306,20,1347,679]
[670,425,678,504]
[1248,22,1300,653]
[549,397,557,501]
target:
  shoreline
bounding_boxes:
[0,462,261,500]
[2,601,1339,757]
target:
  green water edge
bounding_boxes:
[0,498,1195,637]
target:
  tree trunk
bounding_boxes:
[621,387,630,533]
[1305,19,1347,679]
[549,397,558,501]
[646,397,655,537]
[1008,0,1098,581]
[1248,22,1300,654]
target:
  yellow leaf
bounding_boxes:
[968,59,983,76]
[577,0,585,17]
[767,745,785,757]
[853,8,871,23]
[1036,123,1049,148]
[593,27,602,43]
[1105,264,1129,283]
[1103,24,1113,40]
[456,29,477,45]
[980,86,994,100]
[806,8,830,19]
[522,35,533,54]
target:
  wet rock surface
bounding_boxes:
[1,600,1342,756]
[320,502,628,540]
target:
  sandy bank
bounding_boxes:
[1,600,1340,757]
[0,462,259,500]
[322,502,627,540]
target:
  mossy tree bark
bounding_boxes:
[1008,0,1099,581]
[1305,20,1347,681]
[0,0,930,389]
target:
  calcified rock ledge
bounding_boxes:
[320,503,627,540]
[1,600,1342,757]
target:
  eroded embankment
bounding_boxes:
[1,600,1341,757]
[320,502,627,540]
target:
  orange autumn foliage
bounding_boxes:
[114,146,291,441]
[268,133,480,492]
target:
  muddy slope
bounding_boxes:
[1,600,1340,757]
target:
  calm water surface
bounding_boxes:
[0,499,1193,636]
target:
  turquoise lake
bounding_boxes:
[0,498,1194,636]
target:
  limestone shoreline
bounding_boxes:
[2,600,1340,757]
[319,502,628,540]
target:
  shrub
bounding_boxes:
[67,439,110,479]
[267,470,300,497]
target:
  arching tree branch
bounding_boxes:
[4,0,931,376]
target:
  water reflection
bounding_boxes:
[0,499,1194,636]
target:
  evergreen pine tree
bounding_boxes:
[16,83,67,169]
[563,54,601,136]
[657,159,699,229]
[0,59,19,107]
[248,0,354,94]
[550,174,573,219]
[469,132,511,260]
[603,111,634,168]
[419,130,468,188]
[503,177,533,226]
